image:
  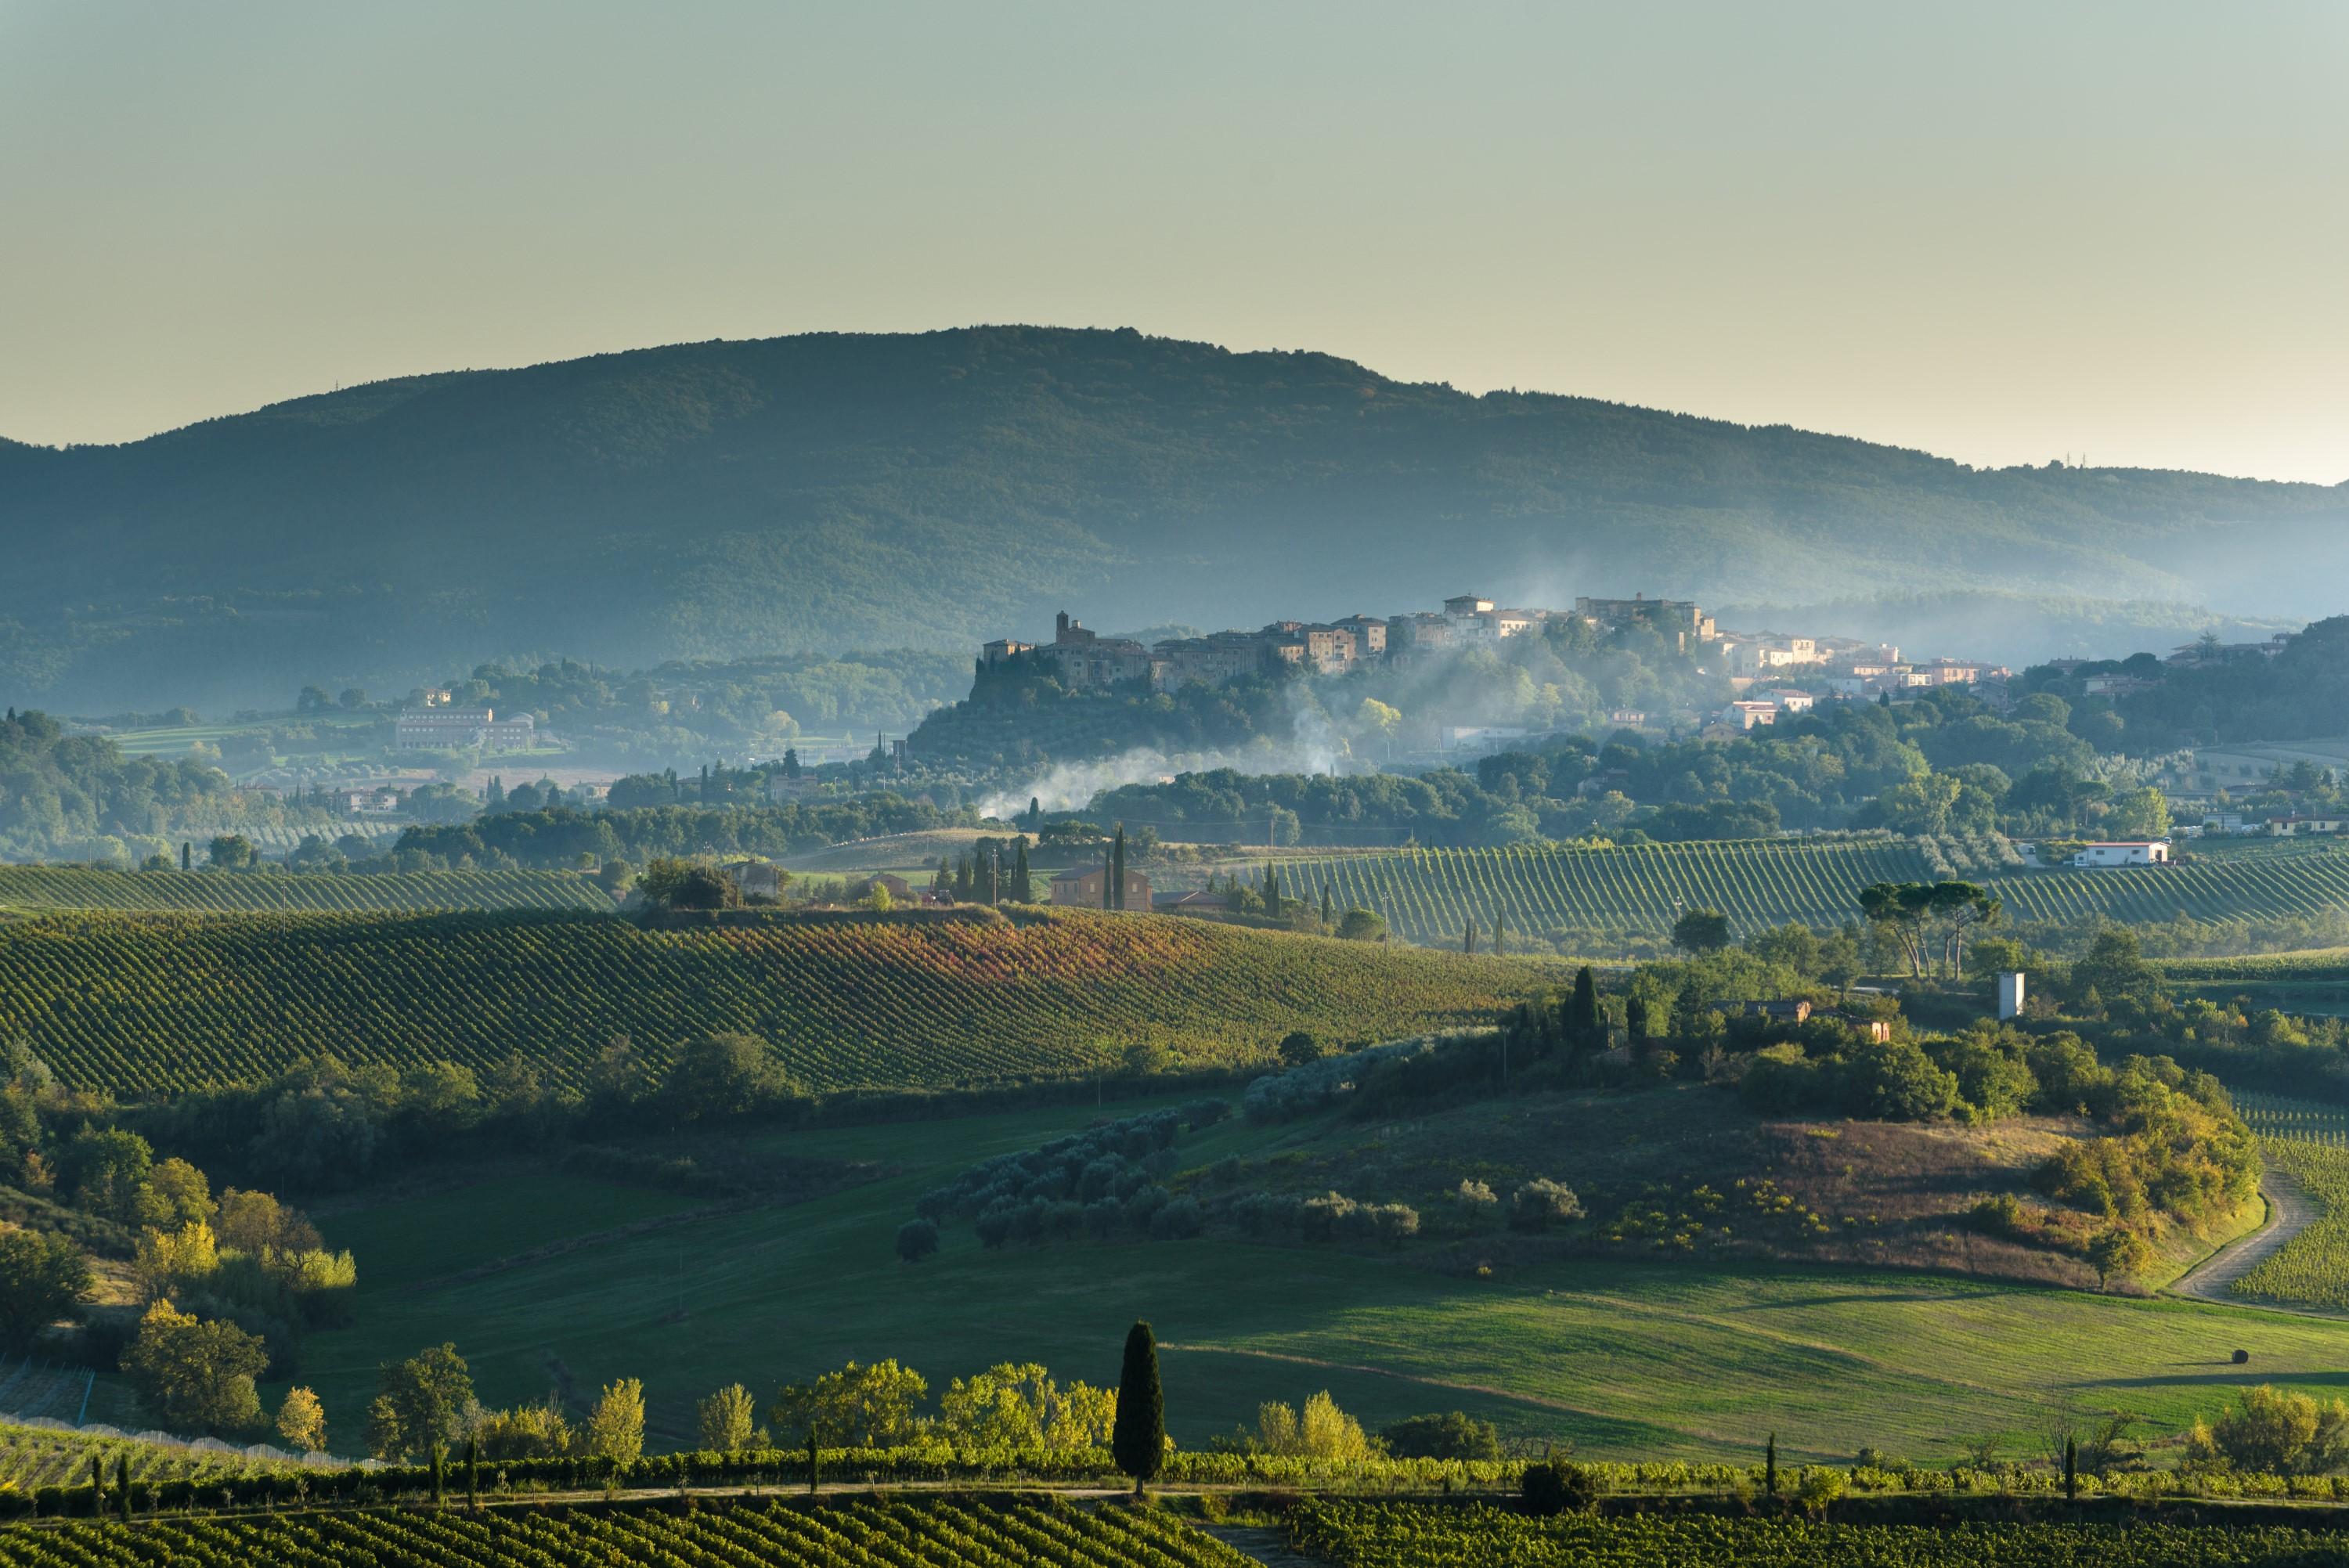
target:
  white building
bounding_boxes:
[394,707,537,752]
[2070,841,2170,867]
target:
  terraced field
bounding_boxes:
[1280,841,2349,946]
[0,908,1543,1098]
[0,866,608,914]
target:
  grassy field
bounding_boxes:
[0,908,1546,1098]
[1273,840,2349,948]
[0,866,608,914]
[295,1092,2349,1468]
[0,1496,1250,1567]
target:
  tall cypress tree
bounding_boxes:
[1112,1321,1166,1495]
[1464,916,1477,955]
[1494,910,1506,956]
[117,1454,131,1523]
[1102,845,1113,910]
[1568,965,1602,1047]
[1112,826,1127,910]
[1012,839,1032,903]
[1266,862,1280,917]
[1320,882,1333,928]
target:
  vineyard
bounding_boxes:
[0,1415,309,1493]
[0,867,609,914]
[1274,840,2349,947]
[1286,1501,2349,1567]
[0,909,1543,1098]
[0,1495,1250,1567]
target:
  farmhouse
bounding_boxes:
[2070,841,2170,867]
[1049,864,1153,909]
[844,873,915,903]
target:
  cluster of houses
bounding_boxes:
[1711,643,2007,734]
[980,597,2008,723]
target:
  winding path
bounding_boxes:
[2171,1172,2317,1307]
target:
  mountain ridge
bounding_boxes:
[2,325,2342,710]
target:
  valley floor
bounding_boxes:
[277,1096,2349,1468]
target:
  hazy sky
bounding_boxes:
[3,2,2344,481]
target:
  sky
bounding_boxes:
[2,2,2344,482]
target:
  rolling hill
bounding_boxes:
[1279,840,2349,950]
[0,907,1544,1099]
[2,326,2343,709]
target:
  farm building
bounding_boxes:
[2071,842,2170,867]
[1049,864,1153,910]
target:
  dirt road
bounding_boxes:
[2172,1173,2316,1307]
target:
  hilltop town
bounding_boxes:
[976,592,2013,744]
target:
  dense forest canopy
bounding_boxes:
[3,326,2342,711]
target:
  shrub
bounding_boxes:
[893,1219,939,1263]
[1520,1459,1600,1515]
[1380,1411,1502,1461]
[1149,1197,1203,1241]
[1509,1179,1584,1233]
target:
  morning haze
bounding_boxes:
[4,9,2349,1563]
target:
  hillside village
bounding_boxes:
[980,592,2012,741]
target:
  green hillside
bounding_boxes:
[1285,841,2349,948]
[298,1090,2349,1466]
[4,326,2343,709]
[0,908,1543,1098]
[0,866,608,914]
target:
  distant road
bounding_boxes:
[2171,1172,2317,1307]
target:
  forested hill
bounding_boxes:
[4,326,2344,710]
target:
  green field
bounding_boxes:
[0,866,608,914]
[0,1495,1247,1566]
[1278,840,2349,946]
[294,1094,2349,1468]
[0,909,1543,1098]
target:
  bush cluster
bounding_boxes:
[909,1104,1225,1250]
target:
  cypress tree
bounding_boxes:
[954,855,973,902]
[1464,916,1476,955]
[1569,966,1601,1046]
[1112,1321,1166,1495]
[431,1441,446,1505]
[89,1454,101,1517]
[1765,1432,1777,1496]
[1102,846,1113,910]
[1266,862,1280,917]
[1321,881,1333,927]
[117,1454,130,1523]
[180,842,190,871]
[2064,1436,2077,1501]
[1112,827,1127,910]
[1013,839,1032,903]
[1494,910,1506,956]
